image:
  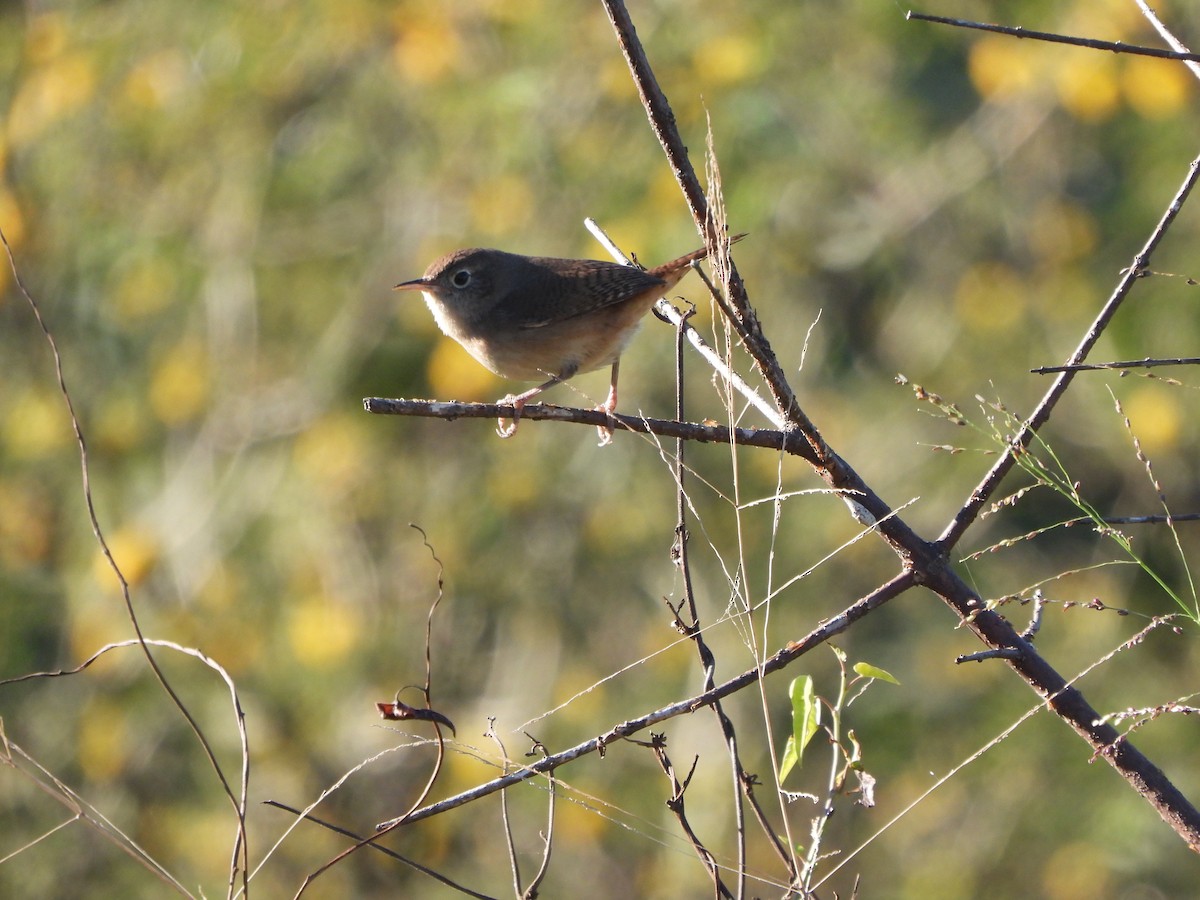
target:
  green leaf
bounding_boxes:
[853,662,900,685]
[778,675,821,782]
[795,675,821,747]
[779,734,799,782]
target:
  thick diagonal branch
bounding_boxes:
[600,0,1200,852]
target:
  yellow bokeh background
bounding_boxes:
[2,1,1199,897]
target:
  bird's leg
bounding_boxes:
[496,365,575,438]
[594,359,620,446]
[496,378,556,438]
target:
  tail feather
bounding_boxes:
[650,232,747,277]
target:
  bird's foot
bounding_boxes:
[496,394,525,438]
[595,388,618,446]
[595,415,614,447]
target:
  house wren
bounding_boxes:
[394,236,742,440]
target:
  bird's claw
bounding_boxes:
[595,397,617,447]
[497,395,523,438]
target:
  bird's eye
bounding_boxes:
[451,269,472,288]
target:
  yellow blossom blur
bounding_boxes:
[3,388,70,459]
[1122,386,1181,453]
[93,526,160,588]
[120,50,190,110]
[110,256,178,322]
[79,698,130,781]
[427,338,502,400]
[968,35,1041,100]
[391,13,462,84]
[469,173,534,238]
[149,340,210,426]
[954,262,1027,334]
[0,186,25,248]
[292,413,371,497]
[1054,54,1120,122]
[8,52,97,146]
[693,33,763,86]
[0,479,53,567]
[1123,56,1191,120]
[1028,199,1098,266]
[286,595,362,668]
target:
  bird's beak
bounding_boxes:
[392,277,432,292]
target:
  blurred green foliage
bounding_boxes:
[2,0,1200,896]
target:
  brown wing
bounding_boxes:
[489,236,746,331]
[508,257,667,330]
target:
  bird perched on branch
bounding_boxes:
[394,235,743,442]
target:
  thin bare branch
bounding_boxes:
[297,531,455,895]
[1,228,250,897]
[484,722,523,898]
[644,739,734,899]
[363,397,816,462]
[377,572,915,830]
[907,10,1200,62]
[264,802,497,900]
[938,155,1200,548]
[666,303,748,897]
[1033,356,1200,374]
[1135,1,1200,80]
[1,722,197,896]
[522,736,555,900]
[600,0,820,451]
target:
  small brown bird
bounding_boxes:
[394,237,741,440]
